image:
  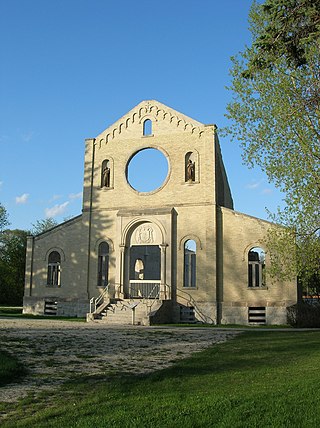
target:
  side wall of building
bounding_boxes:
[23,216,90,317]
[217,207,297,325]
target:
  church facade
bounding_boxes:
[23,100,296,325]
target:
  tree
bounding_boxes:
[0,229,28,305]
[225,0,320,285]
[31,217,58,235]
[0,203,9,232]
[244,0,320,73]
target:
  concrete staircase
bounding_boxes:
[88,299,166,325]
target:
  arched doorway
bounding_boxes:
[129,244,161,298]
[120,220,169,300]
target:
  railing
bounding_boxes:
[89,283,109,314]
[129,280,160,299]
[176,288,215,324]
[144,283,171,313]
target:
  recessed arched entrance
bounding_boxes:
[120,220,169,300]
[129,244,161,298]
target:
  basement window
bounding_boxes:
[248,306,266,324]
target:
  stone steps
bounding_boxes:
[97,299,163,325]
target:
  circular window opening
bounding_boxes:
[127,148,169,193]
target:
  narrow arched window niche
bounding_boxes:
[47,251,61,287]
[248,247,266,288]
[184,239,196,288]
[185,151,199,183]
[100,158,114,189]
[98,242,109,288]
[101,160,110,187]
[143,119,153,136]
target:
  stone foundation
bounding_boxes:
[220,303,288,325]
[23,296,90,318]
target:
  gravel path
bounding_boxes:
[0,318,239,403]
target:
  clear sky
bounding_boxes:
[0,0,284,231]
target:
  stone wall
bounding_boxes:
[23,100,297,324]
[23,296,90,318]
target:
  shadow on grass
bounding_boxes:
[2,331,320,428]
[64,331,320,391]
[0,350,27,387]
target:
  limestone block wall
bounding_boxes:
[149,300,174,324]
[220,305,288,325]
[23,296,45,315]
[88,133,216,213]
[218,207,297,324]
[82,100,224,313]
[24,216,89,305]
[56,299,90,318]
[82,101,225,217]
[193,302,217,324]
[175,204,217,321]
[83,209,117,300]
[23,296,90,318]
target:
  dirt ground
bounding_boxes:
[0,318,239,403]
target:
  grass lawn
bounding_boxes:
[0,351,26,387]
[1,330,320,427]
[0,306,23,315]
[0,306,85,322]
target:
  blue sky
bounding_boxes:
[0,0,284,231]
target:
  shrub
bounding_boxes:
[287,302,320,328]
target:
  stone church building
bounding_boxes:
[23,100,296,325]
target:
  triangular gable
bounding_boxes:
[95,100,205,144]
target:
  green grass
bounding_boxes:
[0,306,23,315]
[0,306,85,322]
[0,350,26,386]
[160,323,292,329]
[2,331,320,427]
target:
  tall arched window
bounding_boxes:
[184,239,196,287]
[143,119,152,136]
[98,242,109,287]
[47,251,61,287]
[248,247,266,288]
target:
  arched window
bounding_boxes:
[184,240,196,287]
[101,159,111,188]
[47,251,61,287]
[143,119,152,136]
[248,247,266,288]
[98,242,109,287]
[185,152,195,182]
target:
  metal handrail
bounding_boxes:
[144,283,170,313]
[176,287,214,324]
[89,283,109,313]
[148,283,161,299]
